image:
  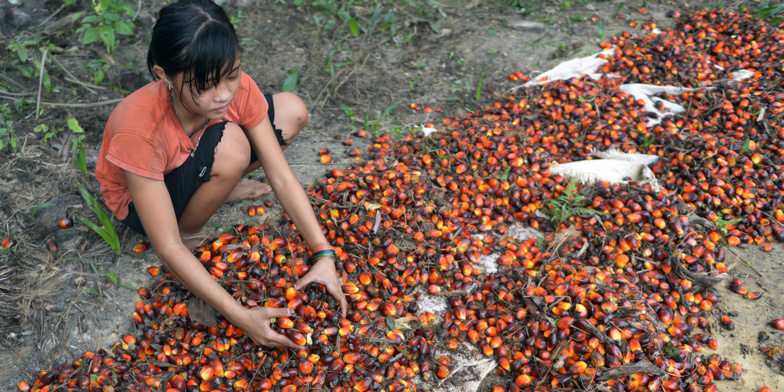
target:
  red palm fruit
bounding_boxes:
[342,282,359,294]
[358,272,372,286]
[720,316,734,331]
[344,353,363,365]
[59,218,74,228]
[647,376,661,391]
[747,292,763,300]
[436,365,450,379]
[284,287,298,301]
[608,327,622,341]
[1,238,17,249]
[299,361,313,375]
[276,317,294,329]
[454,306,467,320]
[771,319,784,330]
[382,302,397,316]
[133,241,150,253]
[288,330,307,346]
[294,322,313,334]
[569,361,587,375]
[232,379,249,390]
[199,365,214,381]
[515,374,531,387]
[729,281,747,295]
[556,316,575,330]
[320,155,333,164]
[293,264,309,277]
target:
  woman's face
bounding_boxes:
[170,58,242,120]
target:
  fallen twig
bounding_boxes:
[596,360,665,381]
[38,3,65,28]
[35,46,50,118]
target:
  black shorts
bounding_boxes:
[121,94,285,236]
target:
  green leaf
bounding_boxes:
[475,72,484,101]
[75,141,89,182]
[17,48,28,63]
[98,26,116,49]
[381,100,400,120]
[349,17,360,38]
[104,272,119,284]
[367,7,384,36]
[31,202,55,219]
[114,20,134,35]
[81,15,99,24]
[428,21,440,34]
[43,72,51,95]
[103,12,120,22]
[81,287,101,297]
[76,184,121,254]
[67,117,84,133]
[83,27,100,45]
[282,66,299,92]
[381,12,395,35]
[497,166,511,181]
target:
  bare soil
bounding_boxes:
[1,0,783,391]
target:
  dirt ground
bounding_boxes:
[1,0,783,391]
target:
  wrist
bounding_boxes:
[310,248,337,264]
[309,242,333,253]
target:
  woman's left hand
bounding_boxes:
[294,257,348,318]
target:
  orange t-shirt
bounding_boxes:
[96,72,267,220]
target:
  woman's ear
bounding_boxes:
[152,65,169,85]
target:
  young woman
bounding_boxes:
[95,0,346,350]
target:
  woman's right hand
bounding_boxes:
[229,306,303,350]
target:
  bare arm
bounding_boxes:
[125,171,302,348]
[245,117,348,316]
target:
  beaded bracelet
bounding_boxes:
[311,249,337,262]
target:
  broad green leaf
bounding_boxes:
[103,12,120,22]
[105,272,119,284]
[282,66,299,92]
[349,17,360,38]
[114,20,134,35]
[367,7,384,36]
[17,48,28,63]
[83,27,100,45]
[98,26,116,49]
[67,117,84,133]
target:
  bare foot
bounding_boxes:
[225,178,272,203]
[181,228,215,249]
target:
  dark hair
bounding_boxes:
[147,0,239,94]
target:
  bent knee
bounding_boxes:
[213,123,251,174]
[273,92,309,132]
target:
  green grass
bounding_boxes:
[543,178,604,229]
[75,184,122,255]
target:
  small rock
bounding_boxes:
[7,8,32,29]
[507,20,548,33]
